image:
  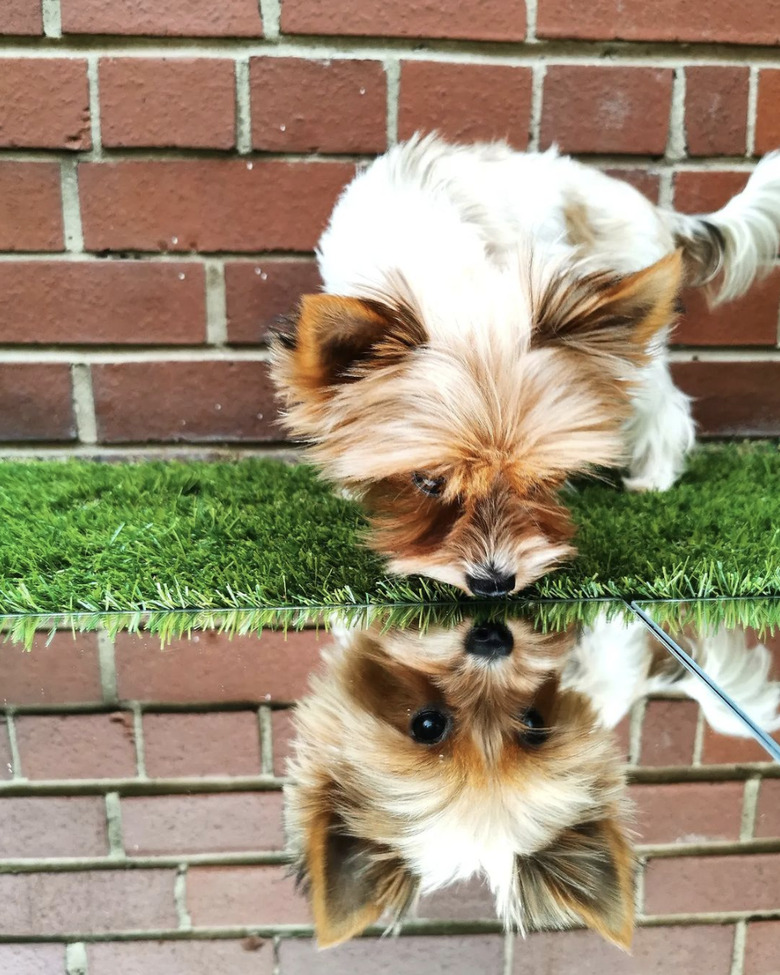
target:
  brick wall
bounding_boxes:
[0,625,778,971]
[0,2,779,455]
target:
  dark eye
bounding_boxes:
[410,707,451,745]
[412,472,446,497]
[517,708,549,748]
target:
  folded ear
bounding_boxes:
[271,293,425,399]
[304,802,418,948]
[515,816,636,949]
[534,250,683,363]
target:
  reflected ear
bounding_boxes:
[304,801,418,948]
[515,816,636,949]
[534,250,683,362]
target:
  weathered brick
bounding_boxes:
[62,0,262,36]
[0,870,177,935]
[0,797,108,858]
[251,57,386,153]
[187,865,309,926]
[0,945,65,975]
[685,66,749,157]
[673,170,749,214]
[225,259,322,344]
[756,69,780,156]
[744,921,780,975]
[79,160,353,253]
[0,59,90,149]
[15,713,137,780]
[399,61,532,147]
[673,269,780,347]
[537,0,780,44]
[115,629,323,704]
[281,0,526,40]
[99,58,235,149]
[143,711,262,778]
[88,940,274,975]
[603,168,661,203]
[0,0,42,34]
[701,723,779,765]
[513,925,734,974]
[644,854,780,915]
[417,877,495,920]
[0,261,206,345]
[92,361,280,443]
[640,700,698,767]
[271,708,295,777]
[541,66,674,155]
[0,364,75,442]
[122,793,284,855]
[0,162,63,251]
[0,631,101,706]
[755,779,780,837]
[630,782,743,845]
[281,936,505,975]
[671,362,780,437]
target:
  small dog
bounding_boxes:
[285,612,780,949]
[271,137,780,596]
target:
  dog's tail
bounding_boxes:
[670,151,780,304]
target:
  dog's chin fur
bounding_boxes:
[270,136,780,595]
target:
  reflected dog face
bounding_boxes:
[285,620,635,948]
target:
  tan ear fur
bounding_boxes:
[515,816,636,950]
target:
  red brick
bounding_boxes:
[0,1,42,34]
[99,58,235,149]
[0,797,108,857]
[513,925,734,974]
[671,362,780,437]
[281,0,525,40]
[701,725,779,765]
[756,70,780,157]
[143,711,261,778]
[0,59,89,149]
[187,865,310,926]
[755,779,780,837]
[280,936,504,975]
[92,361,279,443]
[640,700,698,767]
[0,632,101,706]
[541,66,673,155]
[644,854,780,915]
[417,877,495,920]
[0,162,63,251]
[399,61,532,148]
[603,169,661,204]
[15,713,137,780]
[271,708,295,776]
[630,782,743,845]
[537,0,780,44]
[225,259,322,344]
[251,58,386,153]
[122,793,283,855]
[115,629,323,704]
[0,869,177,935]
[0,364,75,442]
[685,67,749,157]
[80,160,353,253]
[0,945,65,975]
[673,269,780,347]
[744,921,780,975]
[62,0,262,36]
[673,171,749,215]
[0,719,13,778]
[88,940,274,975]
[0,261,206,345]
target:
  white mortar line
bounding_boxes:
[5,714,23,780]
[385,57,400,148]
[0,252,319,263]
[747,66,759,158]
[628,698,647,766]
[666,66,687,161]
[235,58,252,154]
[692,707,705,767]
[97,631,118,705]
[525,0,538,43]
[528,62,546,152]
[71,363,98,445]
[60,161,85,254]
[41,0,62,38]
[65,942,88,975]
[132,705,147,779]
[86,56,103,157]
[259,0,281,41]
[0,444,301,460]
[175,865,193,930]
[0,348,272,363]
[729,919,747,975]
[205,260,229,346]
[259,706,275,776]
[503,930,515,975]
[669,348,780,362]
[740,778,761,840]
[657,168,675,208]
[105,791,125,858]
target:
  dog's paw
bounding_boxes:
[622,471,676,493]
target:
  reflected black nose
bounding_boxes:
[466,569,516,598]
[465,622,514,659]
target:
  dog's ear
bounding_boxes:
[534,250,683,361]
[515,815,636,949]
[271,294,425,397]
[303,800,418,948]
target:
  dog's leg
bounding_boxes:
[623,351,695,493]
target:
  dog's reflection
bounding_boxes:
[284,615,780,950]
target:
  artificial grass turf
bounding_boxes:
[0,441,778,616]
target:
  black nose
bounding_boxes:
[466,569,516,598]
[465,622,514,659]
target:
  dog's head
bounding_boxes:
[271,251,682,596]
[285,619,635,948]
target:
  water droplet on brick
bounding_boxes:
[178,272,186,280]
